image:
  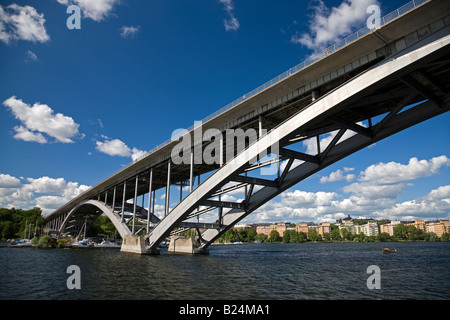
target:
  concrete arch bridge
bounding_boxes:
[44,0,450,254]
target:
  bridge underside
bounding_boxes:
[45,8,450,254]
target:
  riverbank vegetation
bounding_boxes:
[214,224,449,244]
[0,207,44,240]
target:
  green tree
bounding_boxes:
[282,231,290,243]
[246,229,257,242]
[425,232,439,242]
[1,221,15,239]
[408,227,425,241]
[331,228,341,241]
[255,233,268,243]
[288,230,300,243]
[322,232,331,241]
[269,230,280,243]
[393,224,408,240]
[298,231,307,242]
[308,228,320,241]
[340,228,351,241]
[238,229,249,242]
[377,232,392,242]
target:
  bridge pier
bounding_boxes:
[168,236,209,255]
[120,234,147,254]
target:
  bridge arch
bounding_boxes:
[60,200,132,240]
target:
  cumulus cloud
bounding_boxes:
[244,155,450,224]
[25,50,39,63]
[320,169,356,183]
[359,156,450,184]
[12,125,47,144]
[372,185,450,221]
[0,4,50,44]
[0,173,90,216]
[95,137,147,161]
[3,96,81,144]
[218,0,240,31]
[56,0,119,22]
[120,25,140,38]
[291,0,379,50]
[0,174,22,188]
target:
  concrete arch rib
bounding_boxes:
[61,200,132,239]
[147,30,450,252]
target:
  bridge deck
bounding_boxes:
[45,0,450,246]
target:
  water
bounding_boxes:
[0,242,449,300]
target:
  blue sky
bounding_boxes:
[1,0,449,223]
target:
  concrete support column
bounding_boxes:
[165,161,171,217]
[258,115,263,138]
[121,181,127,222]
[132,176,138,234]
[189,148,194,193]
[147,169,153,233]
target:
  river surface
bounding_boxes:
[0,242,449,300]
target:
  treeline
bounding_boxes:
[0,207,121,241]
[0,207,45,240]
[215,224,449,244]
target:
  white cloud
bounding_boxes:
[96,138,131,157]
[372,185,450,221]
[26,177,67,195]
[219,0,240,31]
[12,125,47,144]
[0,4,50,44]
[120,26,140,38]
[130,147,147,161]
[3,96,81,144]
[26,50,39,62]
[291,0,379,50]
[0,173,90,216]
[320,169,355,183]
[0,174,22,188]
[95,137,147,161]
[358,156,450,184]
[56,0,119,22]
[245,155,450,224]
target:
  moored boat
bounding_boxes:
[95,239,121,248]
[72,239,94,248]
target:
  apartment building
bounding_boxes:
[426,220,450,238]
[296,223,309,234]
[317,222,332,236]
[380,220,401,236]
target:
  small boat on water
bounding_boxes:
[72,239,94,248]
[9,239,32,247]
[382,248,397,254]
[95,239,121,248]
